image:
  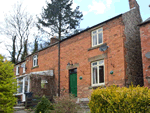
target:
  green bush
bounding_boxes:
[89,85,150,113]
[0,55,17,113]
[35,96,54,113]
[53,94,81,113]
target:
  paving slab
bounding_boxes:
[14,110,27,113]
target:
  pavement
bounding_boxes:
[14,110,27,113]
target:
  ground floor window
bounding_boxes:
[17,76,30,94]
[91,60,104,86]
[18,78,23,93]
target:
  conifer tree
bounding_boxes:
[32,38,38,54]
[0,55,17,113]
[37,0,83,40]
[21,39,28,61]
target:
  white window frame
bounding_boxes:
[33,55,38,67]
[22,63,26,74]
[16,65,19,75]
[16,75,30,102]
[92,28,103,47]
[91,60,105,87]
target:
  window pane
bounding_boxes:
[34,60,35,66]
[99,66,104,83]
[99,60,104,65]
[92,31,97,34]
[93,67,98,84]
[25,77,28,92]
[98,28,102,32]
[98,33,103,44]
[18,78,23,93]
[92,62,97,66]
[93,35,97,46]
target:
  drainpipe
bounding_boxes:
[58,41,60,96]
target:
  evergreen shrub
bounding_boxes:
[89,85,150,113]
[35,96,53,113]
[0,55,17,113]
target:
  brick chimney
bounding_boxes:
[129,0,139,9]
[50,36,59,45]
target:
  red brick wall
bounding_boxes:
[15,62,26,77]
[19,16,126,98]
[60,16,126,98]
[140,23,150,87]
[26,44,58,75]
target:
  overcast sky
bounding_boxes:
[0,0,149,58]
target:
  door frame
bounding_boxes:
[69,68,77,97]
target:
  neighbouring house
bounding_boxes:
[14,0,143,102]
[139,17,150,88]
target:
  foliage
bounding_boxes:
[37,0,83,39]
[32,38,38,54]
[89,85,150,113]
[0,55,17,113]
[52,94,81,113]
[35,96,54,113]
[21,39,28,61]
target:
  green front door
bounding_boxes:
[69,73,77,97]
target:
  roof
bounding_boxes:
[61,14,122,42]
[15,60,26,66]
[139,17,150,26]
[15,14,122,65]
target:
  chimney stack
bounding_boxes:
[129,0,139,9]
[50,36,59,45]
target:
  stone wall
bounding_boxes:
[122,6,143,86]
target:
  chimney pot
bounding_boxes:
[50,36,59,45]
[129,0,139,9]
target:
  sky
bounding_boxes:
[0,0,149,58]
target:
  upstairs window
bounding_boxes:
[16,66,19,75]
[22,63,26,73]
[92,28,103,47]
[91,60,104,86]
[33,55,38,67]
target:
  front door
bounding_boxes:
[69,69,77,97]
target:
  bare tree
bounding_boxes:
[2,2,33,63]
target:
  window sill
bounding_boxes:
[31,65,39,69]
[89,84,105,89]
[88,43,107,51]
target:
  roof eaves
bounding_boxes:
[61,14,122,42]
[26,41,59,58]
[15,60,26,66]
[25,14,122,59]
[139,20,150,26]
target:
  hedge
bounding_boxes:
[89,85,150,113]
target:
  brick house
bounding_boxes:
[14,0,143,102]
[139,17,150,88]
